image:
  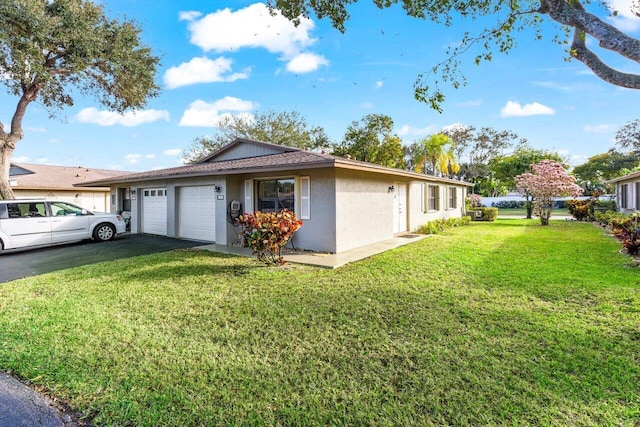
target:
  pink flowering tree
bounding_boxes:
[515,160,583,226]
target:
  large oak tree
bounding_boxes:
[272,0,640,111]
[183,110,331,163]
[0,0,159,199]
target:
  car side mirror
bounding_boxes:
[81,209,89,215]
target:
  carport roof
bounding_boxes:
[79,147,474,187]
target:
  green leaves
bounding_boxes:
[0,0,159,114]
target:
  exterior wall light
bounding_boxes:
[388,185,395,193]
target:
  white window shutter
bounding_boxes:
[244,179,253,214]
[300,176,310,219]
[421,183,426,213]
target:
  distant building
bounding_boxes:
[608,171,640,213]
[9,163,130,212]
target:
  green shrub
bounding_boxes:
[594,210,626,226]
[417,216,472,235]
[567,199,591,221]
[469,207,498,222]
[236,209,303,266]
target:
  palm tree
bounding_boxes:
[416,133,458,176]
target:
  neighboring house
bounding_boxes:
[9,163,130,212]
[81,138,474,253]
[608,170,640,213]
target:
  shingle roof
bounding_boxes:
[79,142,473,187]
[10,163,131,190]
[608,169,640,184]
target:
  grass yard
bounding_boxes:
[497,207,570,217]
[0,219,639,425]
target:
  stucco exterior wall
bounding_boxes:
[334,169,396,253]
[109,168,469,254]
[13,189,110,212]
[225,168,337,253]
[407,182,467,231]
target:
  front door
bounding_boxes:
[393,183,407,234]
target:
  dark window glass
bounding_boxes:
[257,179,295,212]
[6,202,47,218]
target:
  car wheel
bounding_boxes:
[93,223,116,242]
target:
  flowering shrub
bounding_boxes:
[236,209,303,266]
[515,160,583,226]
[610,214,640,255]
[466,194,483,208]
[567,199,591,221]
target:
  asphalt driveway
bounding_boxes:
[0,234,204,283]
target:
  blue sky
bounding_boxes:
[5,0,640,172]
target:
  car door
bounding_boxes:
[49,201,91,243]
[2,202,52,248]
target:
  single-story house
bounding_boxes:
[81,138,474,254]
[9,163,131,212]
[608,170,640,213]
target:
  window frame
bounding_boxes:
[621,184,628,209]
[448,186,457,209]
[427,185,440,211]
[256,178,296,213]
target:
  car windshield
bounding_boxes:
[50,202,87,216]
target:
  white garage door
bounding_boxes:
[178,186,216,242]
[142,188,167,236]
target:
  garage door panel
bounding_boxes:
[143,188,167,236]
[178,186,216,242]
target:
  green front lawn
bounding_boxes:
[497,207,570,216]
[0,219,638,425]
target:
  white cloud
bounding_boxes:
[145,154,156,159]
[441,122,470,133]
[360,102,374,109]
[183,3,324,74]
[164,148,182,156]
[397,124,437,137]
[12,156,30,163]
[179,96,257,127]
[375,81,384,89]
[36,158,49,164]
[607,0,640,32]
[124,154,142,164]
[500,101,555,117]
[164,56,249,89]
[583,124,613,133]
[186,3,315,57]
[75,108,170,127]
[179,10,202,21]
[286,53,329,73]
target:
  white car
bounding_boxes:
[0,199,126,252]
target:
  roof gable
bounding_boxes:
[196,138,300,163]
[9,164,34,177]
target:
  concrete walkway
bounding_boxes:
[198,233,430,268]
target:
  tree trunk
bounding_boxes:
[525,195,534,219]
[0,142,16,200]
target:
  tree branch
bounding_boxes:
[541,0,640,64]
[571,28,640,89]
